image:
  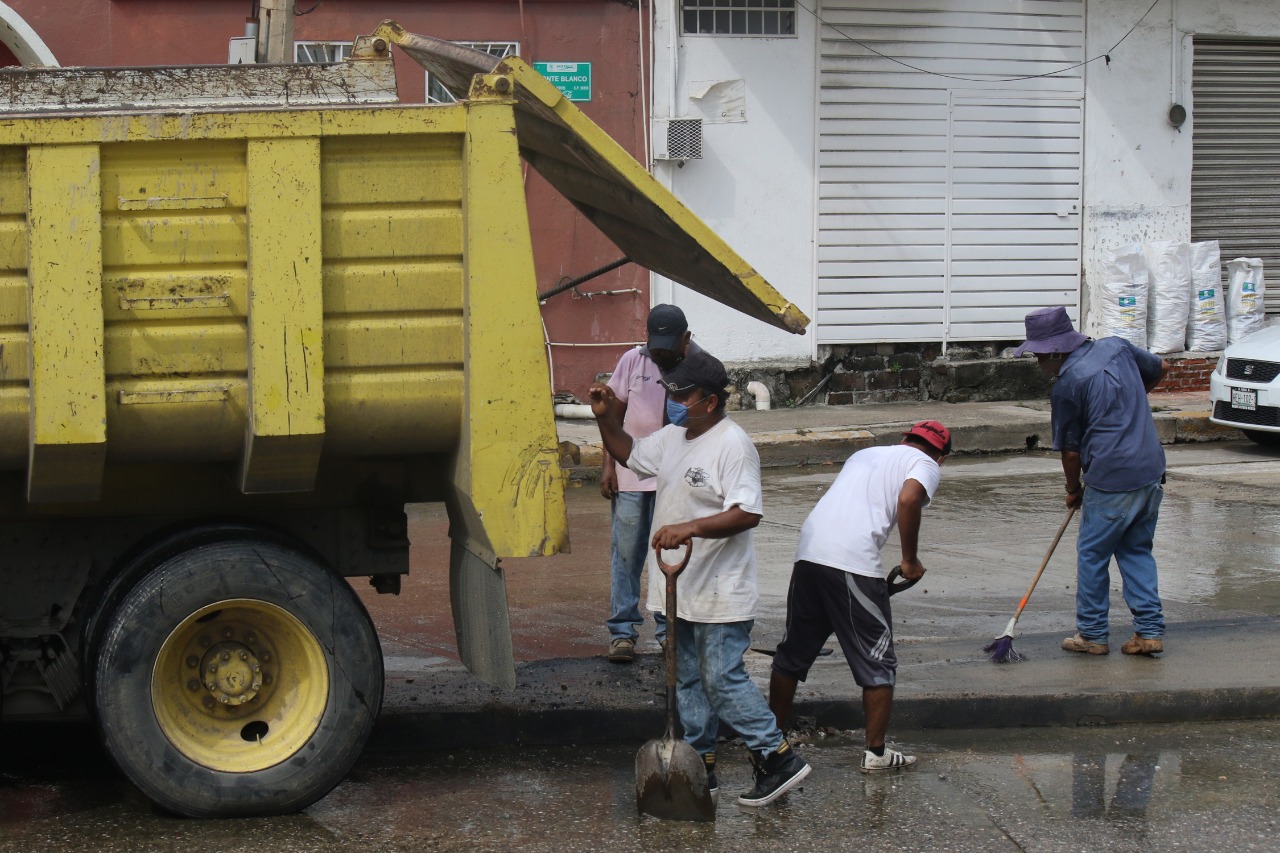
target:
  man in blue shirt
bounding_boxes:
[1015,307,1169,656]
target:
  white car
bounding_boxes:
[1209,324,1280,446]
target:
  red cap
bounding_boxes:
[902,420,952,454]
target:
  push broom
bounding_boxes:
[984,506,1078,663]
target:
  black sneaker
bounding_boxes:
[737,742,811,807]
[703,753,719,796]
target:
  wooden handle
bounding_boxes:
[1011,506,1077,622]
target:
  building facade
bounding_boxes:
[654,0,1280,375]
[6,1,1279,396]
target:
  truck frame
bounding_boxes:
[0,23,806,817]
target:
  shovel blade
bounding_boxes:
[635,736,716,822]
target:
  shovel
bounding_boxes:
[635,541,716,823]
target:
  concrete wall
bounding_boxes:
[650,3,816,368]
[1082,0,1280,335]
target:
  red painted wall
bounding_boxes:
[3,0,650,399]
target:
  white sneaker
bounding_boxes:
[860,747,917,773]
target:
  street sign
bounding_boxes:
[534,62,591,102]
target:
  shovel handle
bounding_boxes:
[887,566,920,596]
[656,542,692,719]
[655,541,692,578]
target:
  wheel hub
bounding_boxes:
[152,599,329,772]
[201,641,263,706]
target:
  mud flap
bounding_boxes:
[446,497,517,691]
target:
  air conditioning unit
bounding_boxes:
[652,117,703,161]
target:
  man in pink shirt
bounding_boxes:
[602,304,699,663]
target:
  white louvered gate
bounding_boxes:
[817,0,1085,346]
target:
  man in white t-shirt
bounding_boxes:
[588,350,810,808]
[768,421,950,773]
[601,304,701,664]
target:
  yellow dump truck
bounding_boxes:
[0,23,807,817]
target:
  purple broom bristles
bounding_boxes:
[983,634,1026,663]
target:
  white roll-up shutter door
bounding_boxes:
[1191,38,1280,314]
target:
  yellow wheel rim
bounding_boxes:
[151,599,329,773]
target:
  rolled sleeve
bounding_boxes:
[720,435,763,516]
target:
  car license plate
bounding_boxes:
[1232,387,1257,411]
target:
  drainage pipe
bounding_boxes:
[745,381,771,411]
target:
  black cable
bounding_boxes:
[793,0,1163,84]
[296,0,323,15]
[537,257,631,302]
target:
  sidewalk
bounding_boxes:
[376,393,1279,750]
[556,391,1237,476]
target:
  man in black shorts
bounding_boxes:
[767,421,950,772]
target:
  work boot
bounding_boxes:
[1062,633,1109,655]
[1120,634,1164,656]
[860,746,917,773]
[703,752,719,796]
[607,637,636,663]
[737,741,810,807]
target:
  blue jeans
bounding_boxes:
[675,618,783,758]
[606,491,666,643]
[1076,482,1165,642]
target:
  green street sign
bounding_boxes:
[534,62,591,102]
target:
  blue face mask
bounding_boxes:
[666,397,690,426]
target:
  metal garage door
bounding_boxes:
[1191,38,1280,314]
[817,0,1084,345]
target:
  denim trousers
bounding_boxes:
[606,490,666,643]
[674,618,783,759]
[1076,482,1165,642]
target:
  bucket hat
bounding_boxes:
[1013,306,1089,357]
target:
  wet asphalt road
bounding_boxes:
[2,720,1278,852]
[370,441,1280,666]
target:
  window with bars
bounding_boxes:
[682,0,796,36]
[426,42,520,104]
[294,41,353,63]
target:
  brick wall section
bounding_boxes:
[1154,353,1220,394]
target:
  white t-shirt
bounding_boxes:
[627,417,763,623]
[795,444,941,579]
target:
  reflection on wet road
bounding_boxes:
[3,721,1277,852]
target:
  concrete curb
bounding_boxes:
[559,408,1235,480]
[376,616,1280,750]
[372,687,1280,752]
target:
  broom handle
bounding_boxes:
[1010,505,1078,623]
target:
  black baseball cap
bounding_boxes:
[647,304,688,352]
[660,350,728,399]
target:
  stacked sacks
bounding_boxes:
[1225,258,1266,344]
[1144,241,1192,354]
[1100,241,1233,353]
[1098,244,1149,348]
[1185,241,1227,352]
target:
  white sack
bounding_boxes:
[1185,240,1227,352]
[1144,241,1192,354]
[1098,244,1149,348]
[1226,258,1266,344]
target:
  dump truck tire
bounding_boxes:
[93,537,383,817]
[81,522,276,721]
